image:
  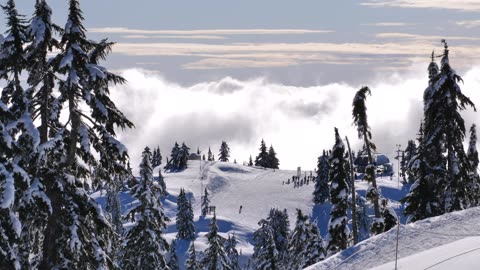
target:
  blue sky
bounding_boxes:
[5,0,480,86]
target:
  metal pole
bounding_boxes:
[395,219,400,270]
[396,144,401,189]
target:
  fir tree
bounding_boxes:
[265,208,290,260]
[252,221,279,270]
[255,139,269,168]
[467,124,480,207]
[176,188,195,240]
[0,1,42,269]
[313,150,330,204]
[355,194,371,241]
[352,87,383,234]
[180,142,190,168]
[122,147,170,270]
[202,214,231,270]
[381,199,398,231]
[219,141,230,162]
[326,128,350,255]
[432,41,475,212]
[105,178,123,265]
[158,169,167,198]
[105,180,123,235]
[286,209,325,269]
[186,242,200,270]
[225,234,240,270]
[267,145,279,169]
[405,42,476,221]
[201,188,210,216]
[402,53,445,222]
[208,147,214,161]
[165,142,190,171]
[38,0,134,267]
[248,155,253,166]
[404,140,417,183]
[167,239,179,270]
[151,147,161,167]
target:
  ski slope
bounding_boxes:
[307,206,480,270]
[95,159,408,269]
[160,160,406,268]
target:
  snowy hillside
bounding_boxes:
[94,159,408,268]
[306,206,480,270]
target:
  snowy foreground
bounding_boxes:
[95,160,480,269]
[96,160,410,269]
[307,206,480,270]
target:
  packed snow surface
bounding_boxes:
[95,160,408,268]
[307,206,480,270]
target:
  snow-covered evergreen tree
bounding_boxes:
[0,1,43,268]
[167,239,179,270]
[355,194,371,241]
[176,188,195,240]
[158,169,167,198]
[381,199,398,231]
[218,141,230,162]
[267,145,279,169]
[207,147,214,161]
[404,42,476,222]
[429,41,474,212]
[36,0,134,267]
[286,209,325,269]
[225,234,240,270]
[105,180,123,235]
[186,242,200,270]
[252,221,280,270]
[266,208,290,260]
[313,150,330,204]
[248,155,253,166]
[201,214,231,270]
[352,87,383,234]
[326,128,351,255]
[165,142,180,171]
[165,142,190,171]
[201,188,210,216]
[180,142,190,168]
[122,147,170,270]
[467,124,480,207]
[404,140,417,183]
[255,139,269,168]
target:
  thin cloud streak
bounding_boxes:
[361,0,480,11]
[112,41,480,69]
[456,20,480,28]
[121,35,227,40]
[90,27,333,36]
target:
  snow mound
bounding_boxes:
[306,206,480,270]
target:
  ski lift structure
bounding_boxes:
[354,153,393,176]
[207,206,216,216]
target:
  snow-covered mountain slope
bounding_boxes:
[95,159,407,269]
[306,206,480,270]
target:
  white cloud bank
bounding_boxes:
[111,65,480,173]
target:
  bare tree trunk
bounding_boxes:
[346,136,359,245]
[364,129,382,221]
[67,86,79,167]
[39,174,61,270]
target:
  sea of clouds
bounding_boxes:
[111,64,480,173]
